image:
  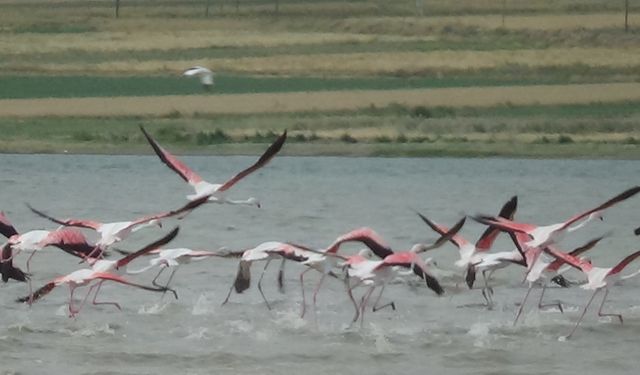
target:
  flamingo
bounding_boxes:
[418,196,517,269]
[17,229,180,317]
[221,241,313,309]
[183,66,214,91]
[305,220,464,313]
[140,125,287,207]
[473,186,640,252]
[513,235,607,325]
[543,245,640,339]
[26,195,208,255]
[342,251,444,327]
[84,227,181,302]
[416,196,517,305]
[16,270,172,318]
[126,246,225,297]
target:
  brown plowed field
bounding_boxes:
[2,83,639,118]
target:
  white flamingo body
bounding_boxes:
[544,245,640,338]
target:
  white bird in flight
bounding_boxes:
[182,66,214,91]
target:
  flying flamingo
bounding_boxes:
[84,227,181,303]
[126,246,226,298]
[416,196,517,305]
[418,196,517,268]
[140,125,287,207]
[26,195,208,256]
[221,241,312,309]
[17,229,180,317]
[293,220,464,317]
[473,186,640,252]
[543,245,640,339]
[342,251,444,327]
[513,235,607,325]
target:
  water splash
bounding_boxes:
[138,302,171,315]
[369,323,394,354]
[467,322,492,348]
[192,293,217,316]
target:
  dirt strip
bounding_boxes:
[1,83,640,117]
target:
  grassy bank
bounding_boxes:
[1,101,638,158]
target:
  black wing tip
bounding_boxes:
[634,226,640,236]
[550,274,571,288]
[465,265,476,289]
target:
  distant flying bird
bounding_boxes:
[182,66,214,91]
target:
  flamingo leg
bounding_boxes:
[513,285,533,326]
[277,258,286,294]
[91,280,122,311]
[597,288,623,324]
[537,283,564,313]
[25,251,37,306]
[564,289,600,340]
[77,284,98,316]
[160,267,179,301]
[359,286,376,329]
[221,282,235,306]
[311,272,327,319]
[344,271,362,323]
[371,284,395,312]
[480,270,494,308]
[257,259,272,310]
[151,267,166,288]
[299,268,312,318]
[68,285,78,317]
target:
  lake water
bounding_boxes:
[0,154,639,375]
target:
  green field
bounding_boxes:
[0,0,638,158]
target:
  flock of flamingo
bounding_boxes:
[1,125,639,340]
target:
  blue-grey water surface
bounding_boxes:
[0,155,639,375]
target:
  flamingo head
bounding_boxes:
[149,219,163,229]
[247,197,261,208]
[589,211,604,222]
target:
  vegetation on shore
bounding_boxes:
[1,101,638,158]
[0,0,637,158]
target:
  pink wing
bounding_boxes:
[129,195,210,228]
[546,235,605,272]
[609,249,640,276]
[543,246,592,272]
[140,125,203,186]
[218,130,287,192]
[93,272,170,292]
[27,204,102,230]
[116,227,179,268]
[380,252,444,295]
[416,213,469,249]
[327,227,393,258]
[473,215,537,235]
[475,196,518,251]
[560,186,640,230]
[0,211,19,238]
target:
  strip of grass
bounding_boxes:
[2,68,638,99]
[0,101,637,158]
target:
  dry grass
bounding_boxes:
[1,83,639,117]
[6,47,638,75]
